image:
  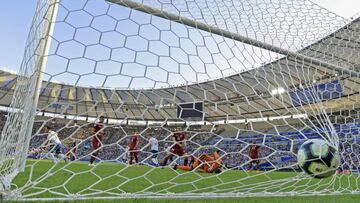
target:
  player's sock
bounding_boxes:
[90,156,95,164]
[129,156,133,165]
[152,158,158,165]
[48,153,56,163]
[162,156,169,166]
[183,157,188,166]
[189,156,195,165]
[57,154,67,163]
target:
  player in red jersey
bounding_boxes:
[89,116,105,166]
[248,140,261,171]
[162,127,189,166]
[175,150,222,173]
[129,131,140,165]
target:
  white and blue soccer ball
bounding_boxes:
[297,139,339,179]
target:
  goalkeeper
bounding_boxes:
[174,150,222,173]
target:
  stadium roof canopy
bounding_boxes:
[0,16,360,121]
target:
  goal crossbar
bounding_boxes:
[107,0,359,78]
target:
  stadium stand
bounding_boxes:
[0,110,356,172]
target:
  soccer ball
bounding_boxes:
[297,139,339,178]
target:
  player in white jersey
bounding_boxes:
[122,146,130,163]
[147,133,159,166]
[43,126,66,163]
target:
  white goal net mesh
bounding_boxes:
[0,0,359,200]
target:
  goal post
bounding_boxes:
[0,0,359,200]
[0,0,59,193]
[20,0,60,172]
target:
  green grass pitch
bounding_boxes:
[7,159,360,202]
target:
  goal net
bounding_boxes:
[0,0,359,200]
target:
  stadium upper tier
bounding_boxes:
[1,17,360,121]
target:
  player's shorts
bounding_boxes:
[170,146,186,156]
[129,149,139,156]
[151,150,158,158]
[50,144,62,154]
[249,157,260,164]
